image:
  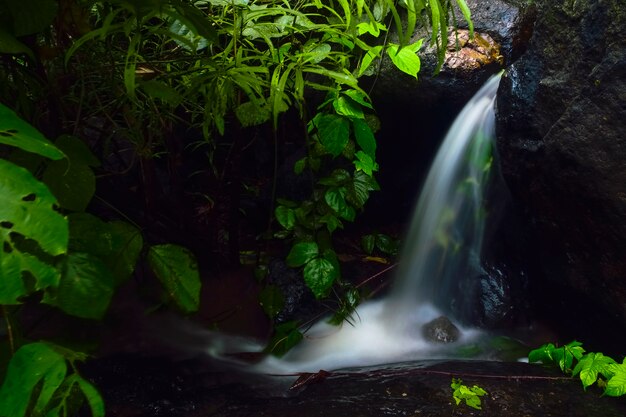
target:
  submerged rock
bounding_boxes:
[422,316,461,343]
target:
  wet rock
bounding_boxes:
[366,0,535,109]
[267,259,319,324]
[422,316,461,343]
[83,355,626,417]
[496,0,626,341]
[454,261,530,329]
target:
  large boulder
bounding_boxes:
[496,0,626,343]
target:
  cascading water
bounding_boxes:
[209,72,505,374]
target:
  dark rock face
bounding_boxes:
[422,316,461,343]
[496,0,626,337]
[360,0,536,224]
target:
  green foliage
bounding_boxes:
[451,378,487,410]
[361,233,399,256]
[529,341,626,397]
[264,321,303,357]
[528,340,585,373]
[147,244,202,313]
[0,342,104,417]
[0,0,475,370]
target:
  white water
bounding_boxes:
[210,73,504,374]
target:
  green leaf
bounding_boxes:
[343,89,373,110]
[43,253,115,320]
[375,233,398,255]
[320,213,342,233]
[0,103,64,159]
[529,341,585,373]
[354,150,378,176]
[451,378,487,410]
[386,39,424,78]
[528,342,556,364]
[68,214,143,284]
[605,360,626,397]
[0,159,68,303]
[259,285,284,319]
[43,158,96,212]
[53,135,100,167]
[265,321,303,357]
[0,342,67,417]
[303,257,338,299]
[455,0,474,36]
[361,234,375,254]
[352,119,376,157]
[358,45,383,77]
[333,95,364,119]
[315,114,350,157]
[147,244,201,313]
[76,374,105,417]
[286,242,319,268]
[572,352,616,389]
[2,0,58,37]
[275,205,296,230]
[0,29,34,59]
[349,170,379,208]
[325,187,355,221]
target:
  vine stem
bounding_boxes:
[1,305,15,355]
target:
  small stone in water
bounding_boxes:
[421,316,461,343]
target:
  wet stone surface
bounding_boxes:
[81,355,626,417]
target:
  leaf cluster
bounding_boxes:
[529,341,626,397]
[0,105,203,417]
[451,378,487,410]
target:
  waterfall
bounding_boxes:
[209,72,505,373]
[386,71,503,321]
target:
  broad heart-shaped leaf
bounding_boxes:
[352,118,376,157]
[353,150,378,176]
[315,114,350,157]
[0,342,67,417]
[386,39,424,78]
[0,159,67,303]
[43,158,96,212]
[43,134,98,211]
[286,242,319,268]
[0,103,64,159]
[605,359,626,397]
[303,257,338,299]
[325,186,356,221]
[349,170,380,208]
[53,135,100,167]
[572,352,616,389]
[275,205,296,230]
[43,253,115,319]
[68,214,143,285]
[147,244,201,314]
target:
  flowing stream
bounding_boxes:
[208,73,505,373]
